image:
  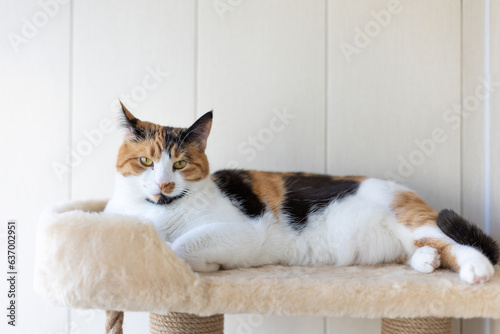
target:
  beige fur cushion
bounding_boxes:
[34,200,500,318]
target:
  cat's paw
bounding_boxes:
[172,242,221,273]
[459,257,494,284]
[409,246,441,273]
[185,260,220,273]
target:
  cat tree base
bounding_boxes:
[106,311,452,334]
[34,201,500,334]
[147,314,452,334]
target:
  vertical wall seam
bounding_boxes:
[484,3,491,330]
[459,0,464,218]
[324,3,330,331]
[68,2,74,204]
[484,0,491,236]
[194,0,199,121]
[459,2,464,331]
[324,0,329,175]
[67,0,74,333]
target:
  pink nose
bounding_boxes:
[159,182,175,194]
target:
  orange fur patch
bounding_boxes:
[248,171,286,217]
[391,191,438,230]
[160,182,176,194]
[441,245,459,271]
[116,141,156,176]
[279,173,367,183]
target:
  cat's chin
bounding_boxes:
[147,192,187,205]
[147,194,171,204]
[157,194,176,205]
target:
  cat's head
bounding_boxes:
[116,102,212,204]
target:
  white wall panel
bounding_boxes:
[328,0,461,210]
[225,314,324,334]
[462,0,488,228]
[71,0,195,332]
[327,317,380,334]
[0,0,71,333]
[488,0,500,270]
[198,0,326,174]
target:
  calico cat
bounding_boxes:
[105,103,499,284]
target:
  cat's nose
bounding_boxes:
[159,182,175,194]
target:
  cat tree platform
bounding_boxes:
[34,200,500,334]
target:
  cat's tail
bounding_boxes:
[437,209,499,265]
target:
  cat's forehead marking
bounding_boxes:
[164,126,189,159]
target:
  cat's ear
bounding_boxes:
[119,101,141,140]
[184,111,213,151]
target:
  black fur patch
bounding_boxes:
[146,191,187,205]
[437,209,499,264]
[213,170,266,219]
[283,174,360,232]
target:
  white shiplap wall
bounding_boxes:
[1,1,498,333]
[1,0,71,333]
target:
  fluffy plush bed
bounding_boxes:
[33,200,500,321]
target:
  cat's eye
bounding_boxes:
[173,160,187,170]
[140,157,153,167]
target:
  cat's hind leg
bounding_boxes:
[391,191,445,274]
[413,233,494,284]
[392,191,497,283]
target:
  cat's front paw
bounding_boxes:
[172,242,221,273]
[190,261,221,272]
[459,257,494,284]
[409,246,441,273]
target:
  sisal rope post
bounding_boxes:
[150,312,224,334]
[105,310,124,334]
[382,317,452,334]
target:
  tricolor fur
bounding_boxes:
[105,105,499,284]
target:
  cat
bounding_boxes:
[104,103,499,284]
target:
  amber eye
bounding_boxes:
[173,160,187,170]
[140,157,153,167]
